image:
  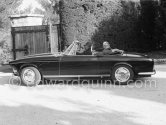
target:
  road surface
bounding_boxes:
[0,65,166,125]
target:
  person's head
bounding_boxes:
[103,41,110,49]
[84,42,91,50]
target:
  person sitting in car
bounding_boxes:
[92,41,124,56]
[77,42,92,55]
[103,41,123,54]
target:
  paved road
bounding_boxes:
[0,65,166,125]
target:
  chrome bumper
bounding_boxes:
[12,67,19,76]
[138,70,156,75]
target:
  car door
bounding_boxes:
[59,55,100,76]
[97,55,119,75]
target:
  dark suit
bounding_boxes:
[92,48,113,56]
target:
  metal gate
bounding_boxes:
[11,25,50,59]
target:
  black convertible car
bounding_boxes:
[9,41,155,86]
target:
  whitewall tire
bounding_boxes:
[21,67,41,86]
[111,65,134,85]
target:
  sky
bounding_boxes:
[17,0,48,12]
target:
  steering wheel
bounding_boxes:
[120,50,124,55]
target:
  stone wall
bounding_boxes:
[61,0,140,51]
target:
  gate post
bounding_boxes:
[11,27,16,60]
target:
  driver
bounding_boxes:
[92,41,124,55]
[103,41,123,54]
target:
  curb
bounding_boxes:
[154,59,166,64]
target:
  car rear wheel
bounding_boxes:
[21,67,41,86]
[111,65,134,85]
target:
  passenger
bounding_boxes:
[77,42,92,55]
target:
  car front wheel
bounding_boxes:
[111,65,134,85]
[21,67,41,86]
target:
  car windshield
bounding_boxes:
[63,40,81,55]
[53,40,81,56]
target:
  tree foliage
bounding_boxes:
[1,0,166,55]
[60,0,166,52]
[0,0,22,29]
[154,0,166,50]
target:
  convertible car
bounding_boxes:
[9,41,156,86]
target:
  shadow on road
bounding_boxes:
[0,104,142,125]
[0,81,166,125]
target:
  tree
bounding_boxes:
[139,0,159,51]
[154,0,166,50]
[0,0,22,29]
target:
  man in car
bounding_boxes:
[92,41,124,55]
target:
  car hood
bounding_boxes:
[9,53,58,64]
[24,53,54,58]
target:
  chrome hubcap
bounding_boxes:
[115,67,130,82]
[23,69,35,84]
